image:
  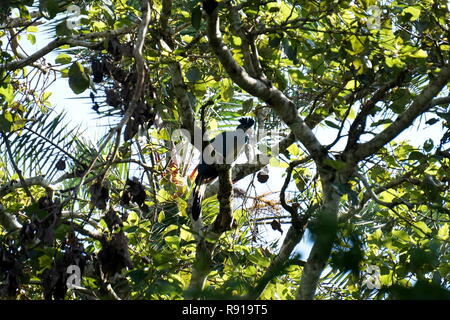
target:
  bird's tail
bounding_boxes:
[192,178,206,221]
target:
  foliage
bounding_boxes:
[0,0,449,300]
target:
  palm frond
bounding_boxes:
[0,106,93,181]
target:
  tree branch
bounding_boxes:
[344,70,408,153]
[212,164,234,233]
[280,158,311,226]
[0,26,132,71]
[169,62,202,148]
[187,164,234,299]
[246,224,307,299]
[205,10,326,163]
[0,176,55,198]
[296,179,340,300]
[66,0,150,207]
[0,203,21,231]
[353,65,450,162]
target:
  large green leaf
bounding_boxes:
[0,83,14,104]
[0,113,13,132]
[55,53,72,65]
[68,62,90,94]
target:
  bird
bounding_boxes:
[191,118,255,221]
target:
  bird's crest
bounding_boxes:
[237,118,255,130]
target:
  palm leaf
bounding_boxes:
[0,106,93,181]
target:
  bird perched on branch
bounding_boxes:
[191,118,255,221]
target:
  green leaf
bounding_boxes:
[55,53,72,65]
[0,84,14,104]
[392,229,411,243]
[39,255,53,269]
[282,39,298,63]
[27,34,36,45]
[248,251,270,268]
[128,269,147,284]
[287,143,300,156]
[413,221,432,236]
[191,5,202,30]
[0,113,13,132]
[186,67,202,83]
[221,79,234,101]
[157,211,165,223]
[268,35,282,48]
[423,139,434,152]
[164,235,180,245]
[55,224,71,240]
[274,70,288,91]
[68,62,90,94]
[27,26,38,33]
[325,120,341,129]
[242,99,253,114]
[408,49,427,58]
[402,6,421,21]
[269,157,289,168]
[24,203,49,220]
[437,224,449,241]
[18,5,31,21]
[349,35,365,54]
[408,151,425,161]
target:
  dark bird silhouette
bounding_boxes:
[191,118,254,221]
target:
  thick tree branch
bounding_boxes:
[187,165,234,299]
[344,70,408,153]
[0,204,21,231]
[0,176,55,198]
[353,65,450,162]
[430,95,450,108]
[186,238,216,299]
[169,62,202,148]
[296,189,339,300]
[205,10,326,163]
[246,224,307,299]
[0,26,132,71]
[212,164,234,233]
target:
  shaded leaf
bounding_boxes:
[68,62,90,94]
